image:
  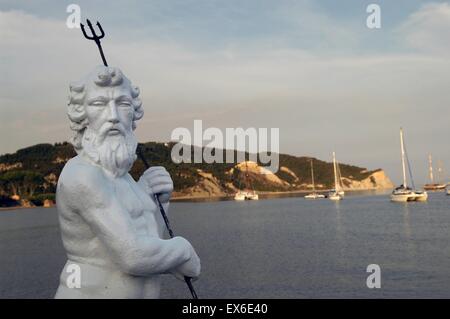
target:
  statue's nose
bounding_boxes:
[107,102,119,123]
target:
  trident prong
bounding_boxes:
[96,21,105,38]
[80,19,108,66]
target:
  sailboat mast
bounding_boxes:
[400,128,407,187]
[438,160,443,184]
[333,152,338,190]
[336,161,343,191]
[310,159,315,193]
[428,154,434,183]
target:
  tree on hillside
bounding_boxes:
[0,170,45,198]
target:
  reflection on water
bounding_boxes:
[401,203,417,279]
[402,204,412,241]
[332,201,347,274]
[333,201,344,248]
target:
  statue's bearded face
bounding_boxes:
[81,83,138,177]
[68,66,143,177]
[85,84,134,137]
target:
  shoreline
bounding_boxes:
[1,188,393,210]
[161,188,392,202]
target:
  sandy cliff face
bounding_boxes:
[172,169,227,198]
[341,170,394,190]
[235,161,289,186]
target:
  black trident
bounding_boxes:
[79,20,199,299]
[81,19,108,66]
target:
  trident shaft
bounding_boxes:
[80,19,108,66]
[136,145,199,299]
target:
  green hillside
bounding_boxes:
[0,142,380,207]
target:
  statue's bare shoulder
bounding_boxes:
[57,156,113,213]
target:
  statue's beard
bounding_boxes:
[80,124,137,177]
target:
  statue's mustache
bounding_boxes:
[97,122,127,141]
[81,123,137,177]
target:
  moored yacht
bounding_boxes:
[305,159,326,199]
[329,152,343,201]
[336,161,345,197]
[391,185,427,202]
[391,128,428,202]
[424,155,447,191]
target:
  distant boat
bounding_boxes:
[391,128,428,202]
[234,190,259,201]
[423,155,447,191]
[336,159,345,197]
[305,159,325,199]
[234,161,259,201]
[329,152,343,201]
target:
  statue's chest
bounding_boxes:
[111,177,163,236]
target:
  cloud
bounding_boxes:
[399,2,450,55]
[0,6,449,184]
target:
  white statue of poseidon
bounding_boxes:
[55,66,200,298]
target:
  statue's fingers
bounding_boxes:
[148,178,173,189]
[152,183,174,195]
[151,181,174,190]
[148,176,172,187]
[144,166,167,174]
[146,171,170,180]
[144,169,170,179]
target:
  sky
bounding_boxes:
[0,0,449,185]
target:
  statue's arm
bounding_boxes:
[60,165,194,277]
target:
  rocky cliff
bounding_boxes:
[341,170,394,190]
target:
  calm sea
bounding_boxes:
[0,191,449,298]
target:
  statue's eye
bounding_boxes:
[91,101,106,106]
[119,101,132,107]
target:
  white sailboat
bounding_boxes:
[336,160,345,197]
[329,152,343,201]
[391,128,428,202]
[305,159,325,199]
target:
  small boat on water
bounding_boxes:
[305,159,325,199]
[329,152,343,201]
[424,184,447,191]
[391,128,428,202]
[423,155,447,191]
[234,190,259,201]
[305,193,326,199]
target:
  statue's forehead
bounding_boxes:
[85,83,133,99]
